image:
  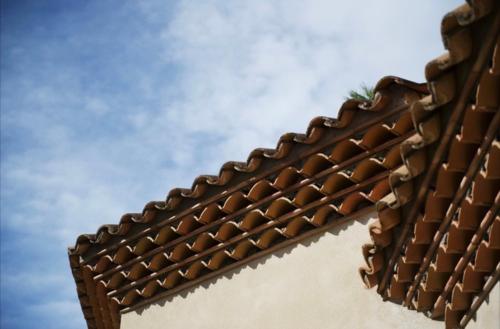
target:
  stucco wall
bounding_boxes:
[120,213,495,329]
[466,282,499,329]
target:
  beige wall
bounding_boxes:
[466,283,499,329]
[120,214,495,329]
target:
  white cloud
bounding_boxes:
[156,0,462,164]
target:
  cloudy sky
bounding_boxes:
[0,0,462,328]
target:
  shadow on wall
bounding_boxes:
[134,212,374,315]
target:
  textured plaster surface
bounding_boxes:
[120,213,473,329]
[466,282,499,329]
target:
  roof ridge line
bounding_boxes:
[69,76,425,256]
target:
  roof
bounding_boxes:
[69,76,427,329]
[68,1,499,329]
[359,0,499,328]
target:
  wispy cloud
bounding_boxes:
[0,0,461,328]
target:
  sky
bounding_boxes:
[0,0,463,328]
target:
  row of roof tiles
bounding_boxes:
[70,77,425,259]
[360,1,499,328]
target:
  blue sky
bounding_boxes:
[0,1,462,328]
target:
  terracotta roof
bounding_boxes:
[69,1,500,329]
[69,76,427,329]
[359,0,499,328]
